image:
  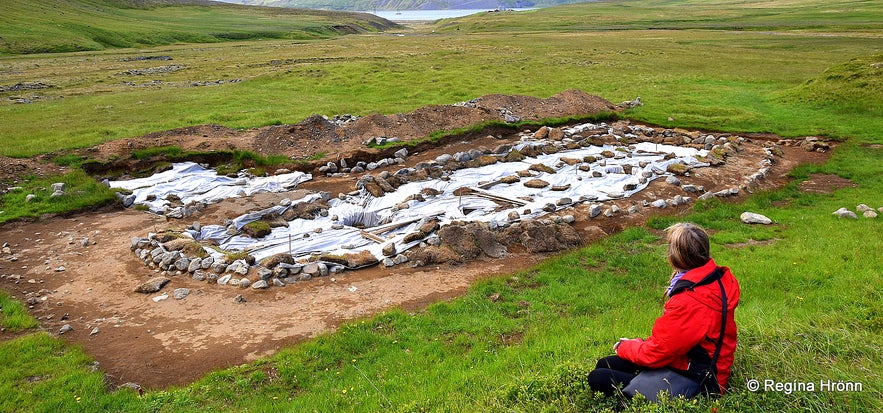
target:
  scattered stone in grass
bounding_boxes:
[741,212,772,225]
[832,208,858,219]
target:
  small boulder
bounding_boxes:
[740,212,772,225]
[173,288,191,300]
[135,277,170,294]
[382,242,397,257]
[832,208,858,219]
[523,179,550,189]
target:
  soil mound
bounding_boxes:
[71,90,620,165]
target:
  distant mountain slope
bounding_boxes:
[216,0,586,11]
[0,0,397,55]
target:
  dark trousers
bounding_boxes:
[588,355,643,396]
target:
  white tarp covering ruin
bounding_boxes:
[178,132,709,264]
[109,162,312,214]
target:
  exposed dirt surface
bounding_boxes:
[0,90,836,390]
[72,89,618,166]
[798,173,857,194]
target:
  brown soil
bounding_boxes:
[0,90,837,390]
[798,173,857,194]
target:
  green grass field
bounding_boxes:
[1,0,881,411]
[0,0,396,55]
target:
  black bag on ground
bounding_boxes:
[622,368,700,402]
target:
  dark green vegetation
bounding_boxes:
[0,0,397,54]
[1,0,881,411]
[0,291,40,331]
[0,171,119,223]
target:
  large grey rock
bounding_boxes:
[741,212,772,225]
[382,243,397,257]
[832,208,858,219]
[173,288,190,300]
[187,258,202,273]
[252,280,269,289]
[174,257,190,272]
[257,267,273,280]
[435,154,453,165]
[227,259,249,275]
[211,261,228,274]
[159,251,180,269]
[302,262,320,275]
[135,277,170,293]
[698,192,715,201]
[273,266,289,278]
[651,199,668,208]
[453,152,472,163]
[120,193,136,207]
[279,263,302,275]
[150,247,165,261]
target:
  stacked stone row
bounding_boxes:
[130,235,344,290]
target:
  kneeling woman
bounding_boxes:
[588,223,740,401]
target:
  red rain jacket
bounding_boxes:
[616,258,740,392]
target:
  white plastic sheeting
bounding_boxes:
[187,139,708,263]
[109,162,312,213]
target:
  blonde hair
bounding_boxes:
[665,223,710,272]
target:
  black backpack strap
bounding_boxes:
[669,267,723,296]
[711,276,728,368]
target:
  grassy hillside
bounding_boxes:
[434,0,883,32]
[222,0,554,12]
[1,0,882,411]
[0,0,397,55]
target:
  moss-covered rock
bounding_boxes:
[243,220,272,238]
